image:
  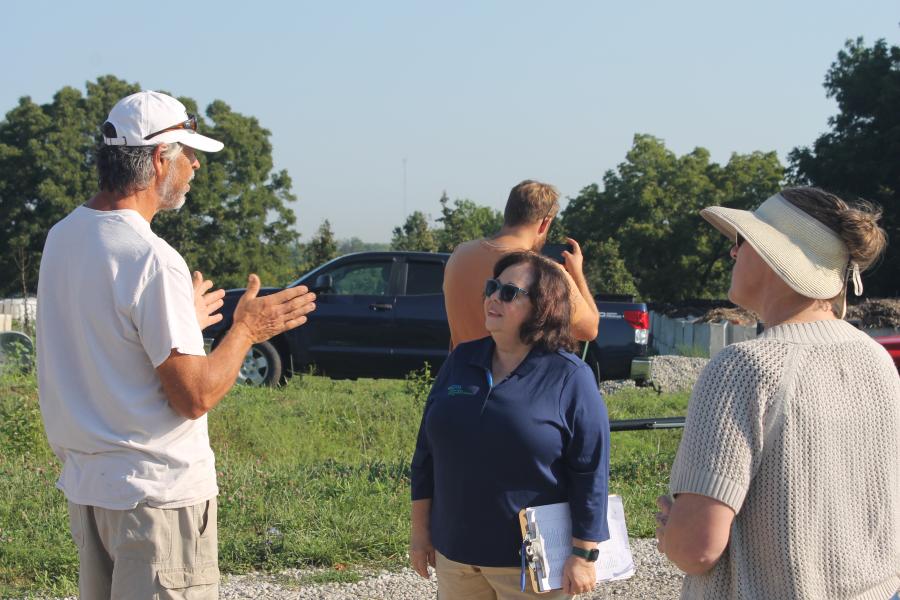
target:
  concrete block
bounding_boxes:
[709,322,728,357]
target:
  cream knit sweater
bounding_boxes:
[670,319,900,599]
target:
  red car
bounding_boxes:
[875,335,900,370]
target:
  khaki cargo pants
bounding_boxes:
[67,498,218,599]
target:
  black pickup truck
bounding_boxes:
[203,251,650,386]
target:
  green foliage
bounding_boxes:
[0,374,45,456]
[789,37,900,296]
[403,362,434,407]
[0,75,300,295]
[391,211,438,252]
[0,373,77,597]
[293,219,339,277]
[0,373,688,595]
[390,193,503,253]
[562,134,784,300]
[581,238,638,297]
[435,192,503,252]
[0,336,35,378]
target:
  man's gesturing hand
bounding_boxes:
[193,271,226,330]
[232,274,316,344]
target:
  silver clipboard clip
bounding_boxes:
[521,513,551,592]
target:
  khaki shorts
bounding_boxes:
[436,551,573,600]
[67,498,218,600]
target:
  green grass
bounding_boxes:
[0,372,688,597]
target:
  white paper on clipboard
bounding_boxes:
[521,494,635,592]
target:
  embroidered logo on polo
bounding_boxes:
[447,384,479,396]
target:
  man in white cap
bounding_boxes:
[36,91,316,598]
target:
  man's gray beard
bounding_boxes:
[158,168,188,212]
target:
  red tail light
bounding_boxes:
[624,310,649,330]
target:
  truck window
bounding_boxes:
[328,261,392,295]
[405,261,445,295]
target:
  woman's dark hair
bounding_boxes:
[492,251,576,353]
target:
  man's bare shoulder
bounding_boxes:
[446,239,487,268]
[449,238,485,257]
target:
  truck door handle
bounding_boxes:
[369,303,393,311]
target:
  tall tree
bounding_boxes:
[789,37,900,296]
[581,239,638,297]
[435,192,503,252]
[0,75,300,295]
[305,219,338,268]
[562,134,784,300]
[391,211,438,252]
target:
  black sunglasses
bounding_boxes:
[484,278,529,302]
[735,233,745,248]
[144,114,198,141]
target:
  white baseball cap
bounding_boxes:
[101,90,224,152]
[700,193,860,300]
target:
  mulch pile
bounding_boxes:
[694,306,759,326]
[845,298,900,329]
[649,300,758,326]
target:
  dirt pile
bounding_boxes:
[649,300,758,325]
[695,306,759,326]
[846,298,900,329]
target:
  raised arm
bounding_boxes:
[560,237,599,341]
[157,274,316,419]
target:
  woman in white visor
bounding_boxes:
[655,187,899,599]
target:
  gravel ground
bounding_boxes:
[646,356,709,394]
[598,378,638,396]
[600,355,708,397]
[218,539,682,599]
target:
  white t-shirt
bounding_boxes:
[37,206,217,510]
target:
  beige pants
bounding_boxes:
[67,498,219,600]
[436,551,573,600]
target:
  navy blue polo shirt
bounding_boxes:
[410,336,610,567]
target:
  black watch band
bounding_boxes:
[571,546,600,562]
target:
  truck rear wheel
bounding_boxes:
[238,340,283,387]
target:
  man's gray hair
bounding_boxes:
[96,143,182,195]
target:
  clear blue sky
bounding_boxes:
[2,1,897,242]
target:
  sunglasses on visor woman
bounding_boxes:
[484,278,529,302]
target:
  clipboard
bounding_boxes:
[518,495,635,593]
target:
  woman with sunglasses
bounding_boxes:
[410,251,610,599]
[655,187,899,599]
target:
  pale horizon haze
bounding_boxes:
[1,1,897,243]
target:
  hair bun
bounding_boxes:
[836,201,887,270]
[781,187,888,271]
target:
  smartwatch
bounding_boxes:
[571,546,600,562]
